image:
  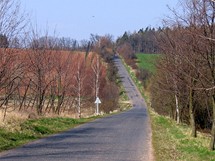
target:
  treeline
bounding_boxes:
[0,46,118,119]
[115,27,161,73]
[116,27,160,55]
[116,28,158,86]
[150,0,215,150]
[3,34,94,51]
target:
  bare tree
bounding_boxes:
[53,50,74,114]
[0,0,27,42]
[90,54,109,114]
[177,0,215,149]
[91,55,101,99]
[26,30,56,115]
[0,0,27,119]
[72,54,87,118]
[155,0,215,149]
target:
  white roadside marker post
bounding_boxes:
[94,97,101,115]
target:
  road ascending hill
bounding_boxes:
[0,57,153,161]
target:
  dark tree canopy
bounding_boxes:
[116,27,160,54]
[0,34,9,48]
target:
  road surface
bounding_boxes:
[0,57,153,161]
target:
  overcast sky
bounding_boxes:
[21,0,179,40]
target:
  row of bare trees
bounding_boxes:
[0,42,110,118]
[151,0,215,150]
[0,0,120,120]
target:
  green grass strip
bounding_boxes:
[150,110,215,161]
[0,116,99,152]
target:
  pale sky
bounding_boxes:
[21,0,179,40]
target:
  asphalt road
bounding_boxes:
[0,57,152,161]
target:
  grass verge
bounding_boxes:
[0,116,99,152]
[150,110,215,161]
[120,54,215,161]
[120,56,144,95]
[0,63,131,153]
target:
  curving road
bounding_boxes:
[0,57,153,161]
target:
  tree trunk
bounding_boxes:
[37,91,44,115]
[210,95,215,150]
[76,63,81,118]
[175,94,180,124]
[19,80,30,111]
[189,88,196,137]
[78,84,81,118]
[56,75,62,115]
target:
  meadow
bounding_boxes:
[135,53,160,73]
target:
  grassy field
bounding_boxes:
[0,116,99,152]
[135,53,160,73]
[122,53,215,161]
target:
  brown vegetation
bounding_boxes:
[0,47,119,120]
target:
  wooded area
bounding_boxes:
[0,46,119,118]
[0,0,120,120]
[151,0,215,150]
[116,0,215,151]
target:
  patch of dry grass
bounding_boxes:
[0,110,28,132]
